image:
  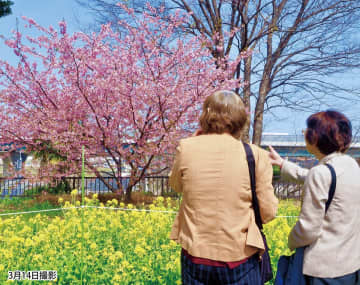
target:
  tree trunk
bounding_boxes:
[252,78,270,145]
[125,184,132,202]
[125,166,139,202]
[240,56,252,143]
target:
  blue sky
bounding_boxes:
[1,0,359,136]
[0,0,89,64]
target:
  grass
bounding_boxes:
[0,196,63,219]
[0,190,177,221]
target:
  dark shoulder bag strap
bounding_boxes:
[242,142,263,230]
[324,163,336,213]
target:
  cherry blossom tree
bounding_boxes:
[0,4,246,200]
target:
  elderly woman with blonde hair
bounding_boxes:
[169,90,278,285]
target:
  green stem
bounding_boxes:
[82,146,85,206]
[81,146,85,284]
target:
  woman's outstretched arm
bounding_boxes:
[269,145,308,184]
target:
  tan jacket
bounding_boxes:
[282,152,360,278]
[169,133,278,262]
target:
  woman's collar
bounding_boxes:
[319,151,343,164]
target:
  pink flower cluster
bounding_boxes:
[0,5,246,190]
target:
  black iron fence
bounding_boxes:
[0,178,47,197]
[0,176,302,199]
[0,176,173,197]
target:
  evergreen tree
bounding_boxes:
[0,0,13,18]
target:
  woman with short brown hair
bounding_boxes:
[270,110,360,284]
[199,90,248,138]
[169,90,278,285]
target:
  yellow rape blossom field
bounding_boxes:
[0,195,300,284]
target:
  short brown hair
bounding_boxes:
[199,90,248,139]
[305,110,352,155]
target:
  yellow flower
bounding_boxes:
[134,245,146,257]
[0,194,301,283]
[115,251,123,259]
[33,254,42,262]
[58,197,64,204]
[24,238,33,247]
[109,254,116,263]
[112,274,122,282]
[274,248,282,256]
[71,189,78,196]
[121,260,130,268]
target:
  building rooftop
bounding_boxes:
[261,133,360,158]
[261,134,360,147]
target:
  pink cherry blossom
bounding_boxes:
[0,4,246,198]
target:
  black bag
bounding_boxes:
[243,142,273,283]
[275,247,306,285]
[274,163,336,285]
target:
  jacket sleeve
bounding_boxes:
[255,147,279,224]
[169,142,182,193]
[281,160,309,184]
[288,165,330,250]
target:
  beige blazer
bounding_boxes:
[282,152,360,278]
[169,133,278,262]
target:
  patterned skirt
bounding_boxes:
[181,251,262,285]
